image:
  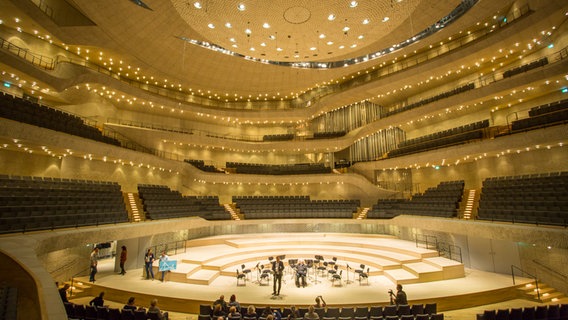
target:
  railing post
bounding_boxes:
[511,265,516,285]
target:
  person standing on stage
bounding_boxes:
[145,248,155,280]
[119,246,127,275]
[89,247,99,282]
[159,251,169,282]
[272,256,285,296]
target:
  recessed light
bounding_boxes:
[269,35,276,40]
[339,45,345,49]
[232,44,238,48]
[350,44,357,48]
[237,3,245,11]
[225,22,232,28]
[260,42,266,47]
[358,35,364,39]
[276,47,283,51]
[263,23,270,29]
[310,47,317,51]
[327,41,334,45]
[349,1,358,8]
[382,17,390,22]
[207,23,215,29]
[229,38,236,42]
[194,2,202,9]
[362,19,370,24]
[250,47,255,51]
[245,28,252,34]
[328,14,336,21]
[343,26,350,32]
[319,34,326,39]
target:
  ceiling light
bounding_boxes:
[229,38,236,42]
[350,44,357,48]
[339,45,345,49]
[207,23,215,29]
[237,3,245,11]
[349,1,358,8]
[269,35,276,40]
[328,14,336,21]
[193,2,202,9]
[327,41,334,45]
[225,22,232,28]
[250,47,255,51]
[263,23,270,29]
[276,47,283,51]
[260,42,266,47]
[343,26,350,32]
[245,28,252,34]
[382,17,390,22]
[358,35,364,39]
[319,34,326,39]
[362,19,370,24]
[310,47,317,51]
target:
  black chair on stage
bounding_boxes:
[355,264,365,277]
[328,264,338,279]
[331,270,343,286]
[358,268,369,285]
[242,264,252,280]
[318,261,328,277]
[260,265,272,285]
[237,269,246,286]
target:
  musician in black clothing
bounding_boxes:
[272,256,285,295]
[295,260,308,287]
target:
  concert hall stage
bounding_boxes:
[76,233,532,314]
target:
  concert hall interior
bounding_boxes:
[0,0,567,319]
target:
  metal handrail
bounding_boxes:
[69,267,90,297]
[532,259,568,280]
[511,265,540,301]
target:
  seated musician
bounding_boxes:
[295,259,308,287]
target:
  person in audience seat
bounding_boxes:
[123,297,138,311]
[89,291,105,307]
[148,298,169,320]
[58,283,70,303]
[303,305,319,320]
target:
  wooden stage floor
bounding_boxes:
[77,233,532,314]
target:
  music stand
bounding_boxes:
[345,263,353,284]
[313,255,323,284]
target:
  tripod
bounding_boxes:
[344,264,353,284]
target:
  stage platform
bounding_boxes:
[75,233,532,314]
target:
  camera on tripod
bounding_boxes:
[388,289,394,295]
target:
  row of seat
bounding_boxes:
[262,134,294,141]
[512,108,568,132]
[0,93,121,146]
[398,120,489,148]
[0,175,129,234]
[528,99,568,117]
[384,83,475,117]
[476,303,567,320]
[0,284,17,320]
[477,173,568,226]
[185,159,223,173]
[226,162,332,175]
[201,303,440,320]
[309,131,348,139]
[64,302,162,320]
[388,130,483,158]
[503,57,548,78]
[138,185,230,221]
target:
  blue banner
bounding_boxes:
[159,260,177,272]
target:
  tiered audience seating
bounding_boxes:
[384,83,475,117]
[234,196,360,219]
[64,302,164,320]
[366,199,409,219]
[388,120,489,158]
[226,162,332,175]
[512,100,568,132]
[198,303,441,320]
[262,133,294,141]
[476,303,567,320]
[503,57,549,78]
[0,284,17,320]
[184,159,222,173]
[477,172,568,226]
[0,175,128,234]
[368,181,464,219]
[0,93,121,146]
[138,185,229,221]
[309,131,347,139]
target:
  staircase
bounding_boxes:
[66,280,92,299]
[224,204,241,220]
[123,192,144,222]
[356,207,370,219]
[460,189,478,219]
[518,281,565,303]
